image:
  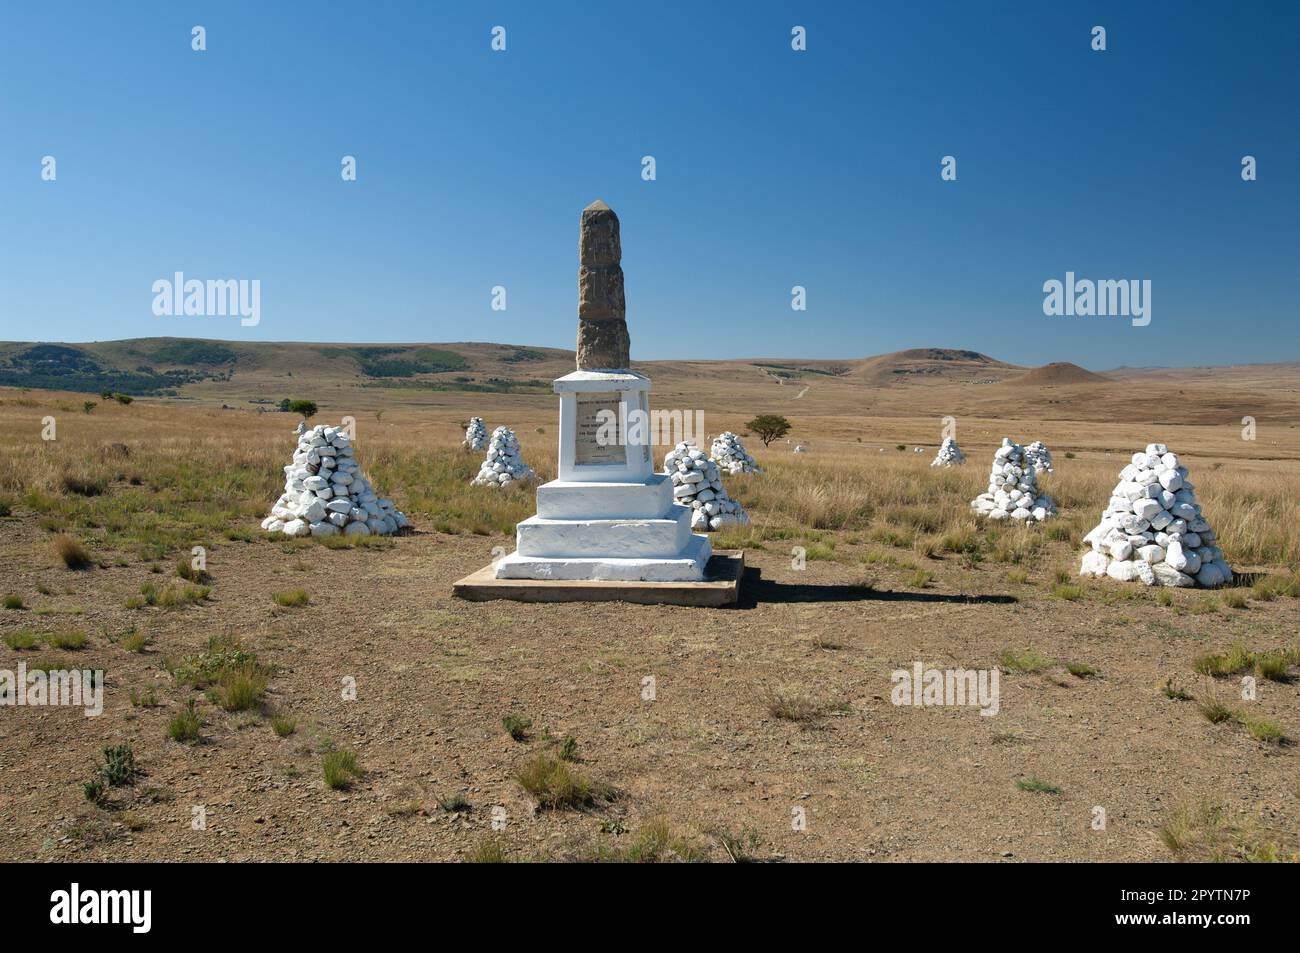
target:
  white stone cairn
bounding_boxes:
[710,431,760,474]
[664,442,748,532]
[262,424,408,537]
[1078,443,1232,588]
[930,437,966,467]
[970,438,1057,524]
[792,444,807,454]
[1025,441,1054,473]
[463,416,488,451]
[472,426,535,487]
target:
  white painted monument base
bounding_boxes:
[494,369,711,583]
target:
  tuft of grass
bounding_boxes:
[908,569,934,589]
[766,689,832,722]
[212,668,267,712]
[120,629,150,653]
[998,648,1050,674]
[45,630,87,650]
[1051,583,1084,601]
[175,560,211,584]
[1194,645,1254,677]
[271,713,297,737]
[54,535,93,570]
[1196,697,1236,725]
[323,749,361,790]
[439,793,472,813]
[1189,597,1220,615]
[1222,591,1248,610]
[1155,589,1174,607]
[1005,568,1028,585]
[272,589,310,607]
[515,753,613,810]
[468,839,508,863]
[1066,662,1099,679]
[130,687,161,708]
[1239,714,1286,744]
[1254,651,1295,683]
[1160,800,1299,862]
[1015,776,1062,794]
[502,713,532,741]
[167,700,202,743]
[3,631,39,650]
[1162,678,1192,702]
[2,594,24,610]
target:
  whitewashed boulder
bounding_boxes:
[930,437,966,467]
[463,417,488,451]
[471,426,535,487]
[970,438,1057,524]
[1024,441,1054,473]
[664,441,747,531]
[710,432,760,474]
[1077,443,1231,588]
[262,424,409,537]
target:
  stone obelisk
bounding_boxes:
[576,200,631,371]
[489,201,711,583]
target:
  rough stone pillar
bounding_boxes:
[576,200,631,370]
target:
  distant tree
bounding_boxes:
[287,400,318,420]
[278,398,291,412]
[746,414,791,447]
[113,393,133,405]
[82,401,97,414]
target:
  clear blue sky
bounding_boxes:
[1,1,1295,369]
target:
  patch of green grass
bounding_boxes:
[1239,714,1285,744]
[1255,651,1295,683]
[130,687,161,708]
[468,839,508,863]
[272,589,310,607]
[211,668,267,712]
[1015,777,1062,794]
[908,569,934,589]
[3,631,39,650]
[45,630,87,650]
[1005,568,1028,585]
[1160,800,1299,862]
[1155,589,1174,607]
[2,594,24,610]
[515,753,613,810]
[131,581,211,609]
[271,713,297,737]
[175,559,211,584]
[1194,645,1254,677]
[1162,678,1192,701]
[502,713,532,741]
[120,629,150,653]
[1189,597,1220,615]
[167,701,201,743]
[322,749,362,790]
[1051,583,1084,601]
[1222,591,1248,610]
[1043,523,1073,543]
[998,648,1051,674]
[1066,662,1099,679]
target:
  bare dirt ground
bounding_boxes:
[1,361,1298,862]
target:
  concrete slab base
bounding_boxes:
[453,550,744,607]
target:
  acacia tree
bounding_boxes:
[287,399,318,420]
[746,414,791,447]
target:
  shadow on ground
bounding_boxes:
[735,567,1019,610]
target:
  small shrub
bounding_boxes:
[439,793,471,813]
[908,569,934,589]
[1255,652,1294,683]
[98,745,139,787]
[1239,715,1285,744]
[1162,678,1192,701]
[1155,589,1174,607]
[167,701,201,743]
[176,560,211,584]
[1194,645,1253,677]
[2,595,24,610]
[1197,698,1236,725]
[557,734,579,762]
[1051,583,1083,601]
[54,535,93,570]
[1066,662,1099,679]
[120,629,150,653]
[272,589,310,607]
[130,688,161,708]
[213,668,267,712]
[83,777,106,804]
[502,713,532,741]
[1223,591,1248,610]
[323,749,361,790]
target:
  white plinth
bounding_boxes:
[493,370,711,582]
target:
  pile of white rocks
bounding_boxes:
[970,438,1057,523]
[471,426,535,487]
[664,441,748,531]
[710,431,760,474]
[1025,441,1054,473]
[930,437,966,467]
[263,424,409,537]
[463,417,488,451]
[1078,444,1232,588]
